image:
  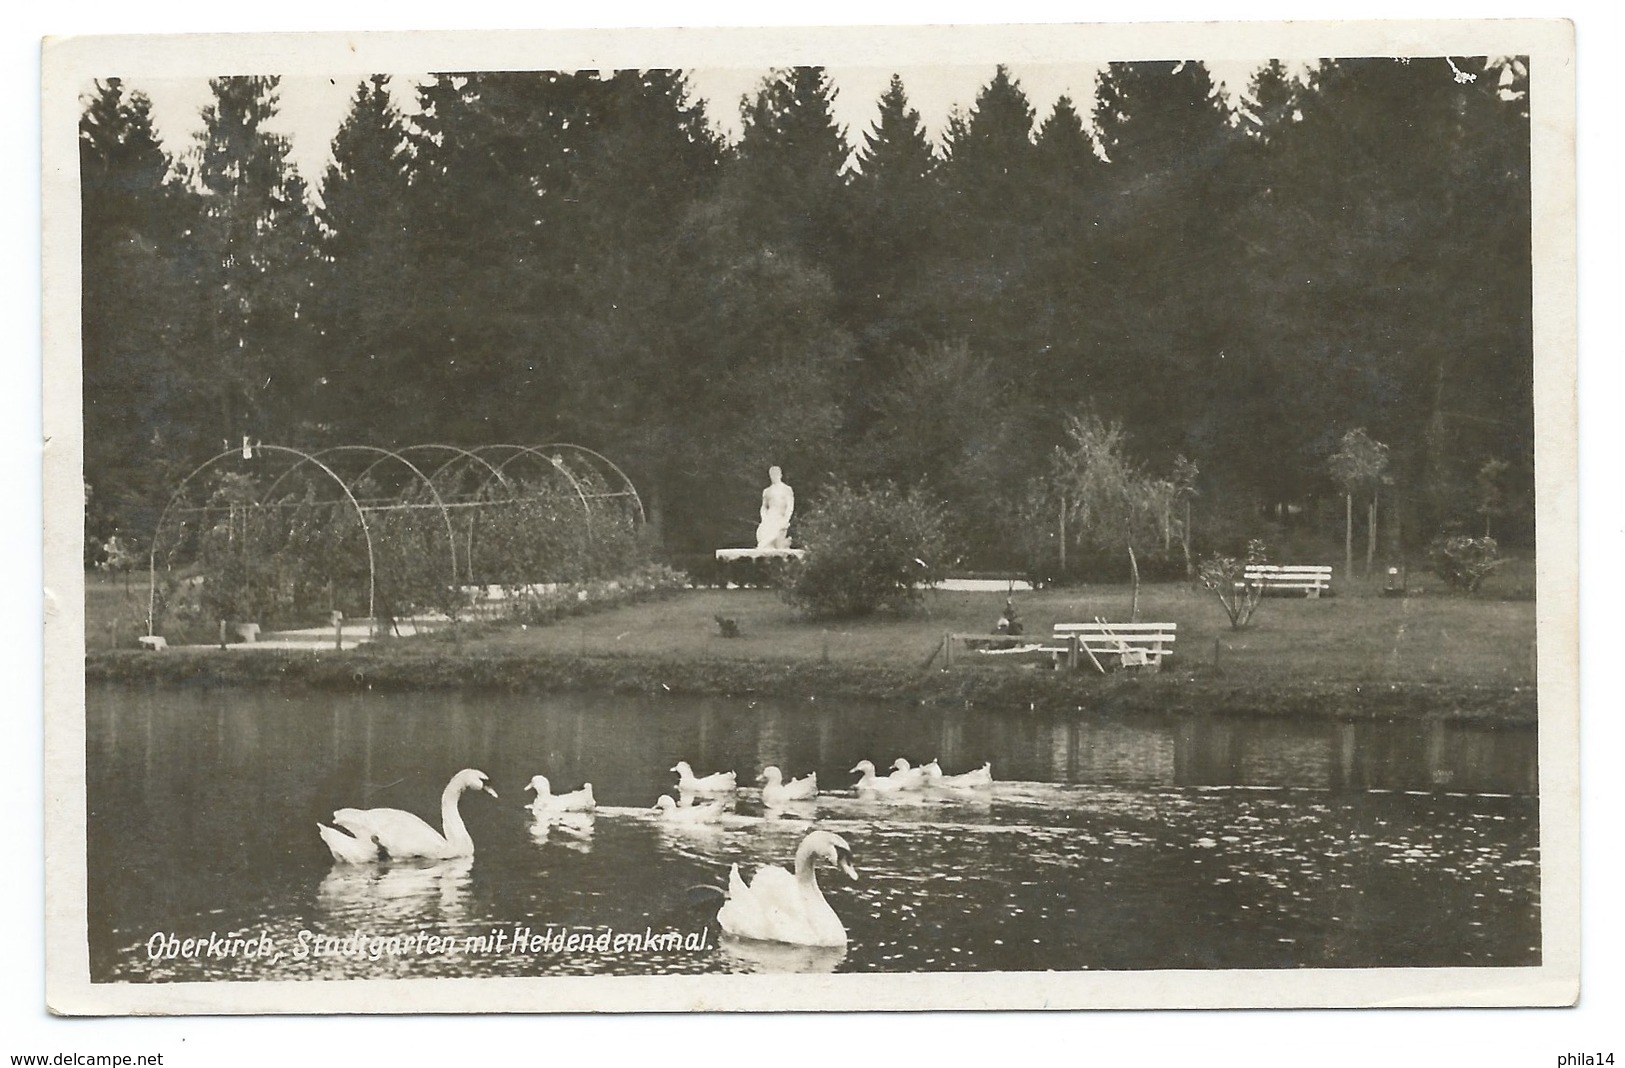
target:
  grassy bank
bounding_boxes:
[84,576,1540,724]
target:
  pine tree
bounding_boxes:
[942,65,1036,211]
[391,70,591,442]
[1034,94,1099,189]
[526,69,725,533]
[733,66,849,260]
[1084,61,1241,459]
[842,74,942,397]
[1239,59,1303,141]
[80,79,195,542]
[311,75,416,442]
[1094,60,1230,177]
[184,75,321,446]
[853,74,935,188]
[929,67,1049,401]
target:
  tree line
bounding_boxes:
[80,58,1533,573]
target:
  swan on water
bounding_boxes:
[654,794,728,823]
[849,759,903,794]
[758,766,818,807]
[717,829,857,947]
[326,768,498,860]
[672,760,738,794]
[318,821,382,864]
[524,774,596,813]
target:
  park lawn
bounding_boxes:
[463,582,1537,690]
[83,569,153,650]
[83,566,1539,692]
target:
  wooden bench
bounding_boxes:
[943,621,1176,673]
[1244,564,1333,598]
[1051,621,1177,673]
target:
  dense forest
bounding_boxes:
[79,58,1533,575]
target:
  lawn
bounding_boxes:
[465,581,1537,689]
[83,560,1539,692]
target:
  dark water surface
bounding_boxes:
[85,683,1539,981]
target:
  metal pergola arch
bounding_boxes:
[144,442,646,642]
[146,444,379,638]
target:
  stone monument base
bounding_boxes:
[715,547,805,561]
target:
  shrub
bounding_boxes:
[1428,534,1504,593]
[1197,540,1269,630]
[781,483,953,618]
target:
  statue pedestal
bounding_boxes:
[715,547,805,562]
[712,547,804,590]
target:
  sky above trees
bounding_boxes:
[131,62,1265,184]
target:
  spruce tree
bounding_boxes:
[1034,94,1099,190]
[942,65,1037,212]
[79,79,194,542]
[733,66,849,261]
[853,74,936,189]
[1085,61,1241,460]
[843,74,941,398]
[184,75,321,446]
[312,75,416,443]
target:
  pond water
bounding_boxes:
[85,683,1540,982]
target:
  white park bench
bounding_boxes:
[1244,564,1333,598]
[943,620,1176,673]
[1050,621,1178,672]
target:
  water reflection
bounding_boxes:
[85,683,1540,982]
[315,856,473,926]
[527,812,595,854]
[717,933,846,974]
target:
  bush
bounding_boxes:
[1428,534,1504,593]
[1197,540,1269,630]
[781,483,953,618]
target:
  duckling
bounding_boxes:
[524,774,596,813]
[759,765,818,807]
[672,760,738,794]
[888,758,930,790]
[850,759,903,794]
[654,793,728,823]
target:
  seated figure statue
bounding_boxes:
[755,466,795,550]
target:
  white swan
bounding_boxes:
[654,794,728,823]
[935,761,994,788]
[327,768,498,860]
[672,760,737,794]
[318,820,381,864]
[850,759,903,794]
[758,766,818,807]
[717,829,857,946]
[524,774,596,813]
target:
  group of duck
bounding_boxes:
[315,756,995,948]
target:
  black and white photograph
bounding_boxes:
[35,11,1592,1033]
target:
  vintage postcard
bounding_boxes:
[41,18,1578,1016]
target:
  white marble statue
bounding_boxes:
[755,466,795,550]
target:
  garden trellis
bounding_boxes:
[145,443,645,640]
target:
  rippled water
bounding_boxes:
[85,683,1539,981]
